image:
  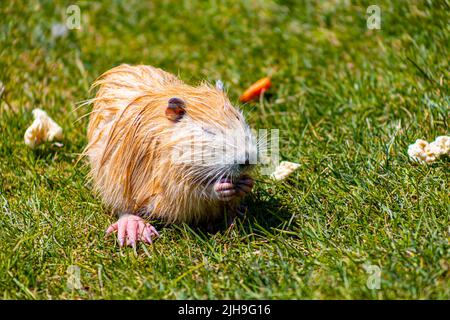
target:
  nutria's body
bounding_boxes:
[86,65,256,246]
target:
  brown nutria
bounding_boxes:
[85,64,256,247]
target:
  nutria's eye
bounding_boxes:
[166,97,186,122]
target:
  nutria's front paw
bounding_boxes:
[214,179,236,201]
[235,175,254,197]
[214,175,254,201]
[105,214,159,247]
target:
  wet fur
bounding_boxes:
[85,64,254,224]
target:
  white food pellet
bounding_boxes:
[24,108,63,149]
[271,161,301,180]
[430,136,450,155]
[407,136,449,164]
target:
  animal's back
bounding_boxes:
[87,64,181,141]
[86,65,182,211]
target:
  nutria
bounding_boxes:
[85,64,256,247]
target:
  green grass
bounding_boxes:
[0,0,449,299]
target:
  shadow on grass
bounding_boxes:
[184,190,293,239]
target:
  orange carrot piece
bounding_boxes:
[239,77,271,102]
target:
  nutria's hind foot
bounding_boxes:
[106,214,159,247]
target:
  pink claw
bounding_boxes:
[106,214,159,247]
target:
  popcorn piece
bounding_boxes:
[24,108,63,148]
[431,136,450,155]
[408,139,430,163]
[271,161,301,180]
[407,136,450,164]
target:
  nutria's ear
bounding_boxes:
[166,97,186,122]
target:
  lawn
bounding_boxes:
[0,0,449,299]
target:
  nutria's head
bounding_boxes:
[162,83,257,198]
